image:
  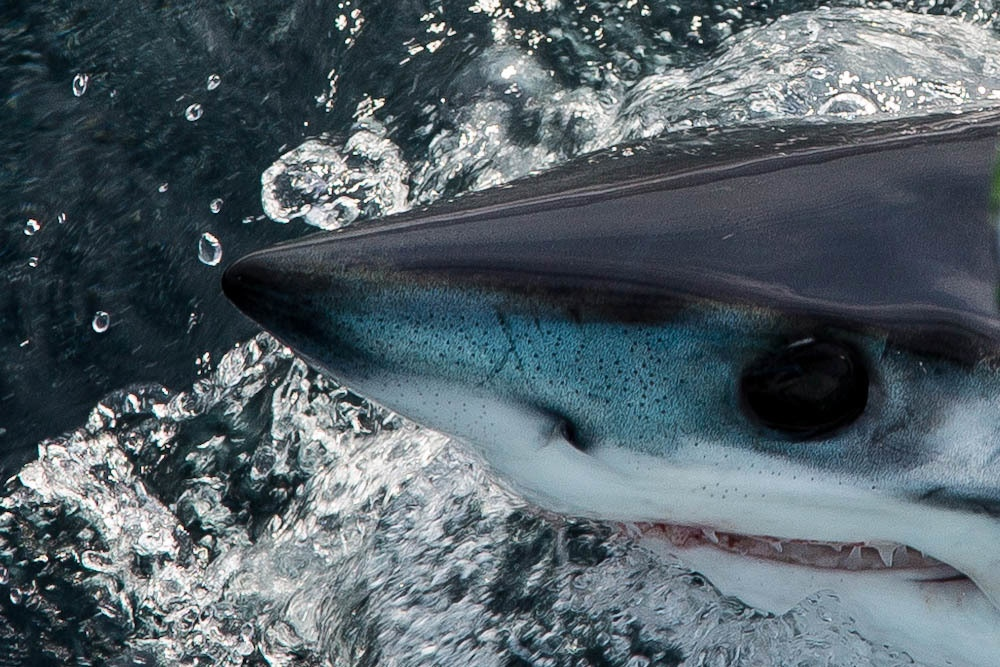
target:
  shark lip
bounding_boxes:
[634,523,955,573]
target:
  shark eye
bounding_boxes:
[739,338,868,438]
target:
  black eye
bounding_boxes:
[739,338,869,438]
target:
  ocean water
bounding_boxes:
[4,0,1000,664]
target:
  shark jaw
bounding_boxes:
[458,382,1000,667]
[640,523,947,571]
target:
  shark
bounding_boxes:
[223,110,1000,666]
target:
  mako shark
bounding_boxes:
[224,110,1000,666]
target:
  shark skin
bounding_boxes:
[224,110,1000,666]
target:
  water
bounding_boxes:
[199,233,224,267]
[3,0,1000,664]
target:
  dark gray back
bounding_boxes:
[237,111,1000,360]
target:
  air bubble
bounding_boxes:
[57,212,67,224]
[72,73,89,97]
[198,233,222,266]
[209,198,223,214]
[158,183,169,193]
[92,311,110,333]
[28,257,38,268]
[207,74,221,90]
[24,219,40,236]
[185,103,204,122]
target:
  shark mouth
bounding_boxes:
[634,523,957,573]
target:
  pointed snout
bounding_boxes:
[221,251,282,321]
[223,249,295,330]
[222,239,351,352]
[221,222,431,329]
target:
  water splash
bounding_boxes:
[261,124,409,230]
[264,7,1000,226]
[0,335,930,665]
[618,9,1000,135]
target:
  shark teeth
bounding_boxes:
[639,523,946,571]
[871,542,905,568]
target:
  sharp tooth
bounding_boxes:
[846,545,864,567]
[873,542,897,568]
[701,528,719,544]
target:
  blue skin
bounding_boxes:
[228,262,1000,666]
[265,274,1000,510]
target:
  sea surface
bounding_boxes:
[3,0,1000,664]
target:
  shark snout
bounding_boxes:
[221,251,280,319]
[222,241,353,354]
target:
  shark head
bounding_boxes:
[226,112,1000,665]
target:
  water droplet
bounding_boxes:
[241,216,254,225]
[209,198,223,214]
[72,73,89,97]
[817,92,877,116]
[808,66,828,80]
[18,339,29,348]
[185,103,204,122]
[57,212,67,224]
[158,182,169,193]
[207,73,221,90]
[27,257,38,268]
[92,311,111,333]
[198,233,222,266]
[23,219,40,236]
